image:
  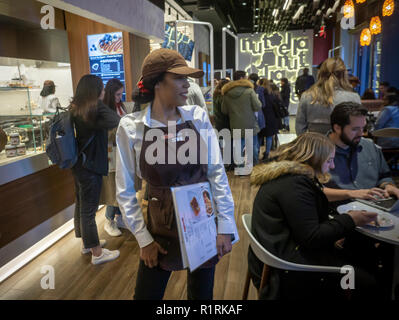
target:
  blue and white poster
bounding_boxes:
[162,23,195,61]
[87,32,126,101]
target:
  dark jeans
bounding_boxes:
[105,206,121,221]
[72,159,102,249]
[134,260,215,300]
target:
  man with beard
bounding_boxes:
[323,101,399,201]
[323,102,397,300]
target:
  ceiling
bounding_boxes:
[173,0,347,34]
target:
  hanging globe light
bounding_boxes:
[343,0,355,18]
[360,28,371,46]
[369,16,382,35]
[382,0,394,17]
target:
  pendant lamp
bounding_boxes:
[382,0,394,17]
[343,0,355,18]
[360,28,371,46]
[369,16,382,35]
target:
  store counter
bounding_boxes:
[0,151,75,249]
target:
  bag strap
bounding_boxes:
[72,118,95,156]
[78,134,95,156]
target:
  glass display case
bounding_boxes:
[0,86,52,166]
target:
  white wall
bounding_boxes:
[0,64,73,114]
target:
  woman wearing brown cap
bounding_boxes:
[115,48,236,300]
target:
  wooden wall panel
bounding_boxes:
[130,33,151,87]
[0,166,75,248]
[65,12,150,101]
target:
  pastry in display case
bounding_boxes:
[0,86,50,165]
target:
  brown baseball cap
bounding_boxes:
[141,48,204,79]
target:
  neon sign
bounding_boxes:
[239,31,313,104]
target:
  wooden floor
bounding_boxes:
[0,172,260,300]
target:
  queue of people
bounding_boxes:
[66,48,398,300]
[214,70,290,170]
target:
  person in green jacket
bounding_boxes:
[221,70,262,169]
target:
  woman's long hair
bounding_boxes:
[258,78,272,94]
[270,132,335,183]
[70,74,103,123]
[103,78,124,111]
[307,57,353,106]
[213,78,230,98]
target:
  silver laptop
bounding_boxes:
[357,197,399,212]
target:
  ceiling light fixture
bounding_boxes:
[293,4,306,21]
[360,28,371,46]
[369,16,382,35]
[332,0,340,12]
[242,2,247,5]
[343,0,355,18]
[283,0,292,11]
[273,9,279,17]
[383,0,394,17]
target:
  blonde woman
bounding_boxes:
[248,132,380,299]
[295,58,361,135]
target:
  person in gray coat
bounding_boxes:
[186,78,207,114]
[295,57,361,135]
[221,70,262,166]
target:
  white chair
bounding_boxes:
[241,214,343,299]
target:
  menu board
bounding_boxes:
[87,32,126,101]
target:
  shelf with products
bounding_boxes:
[0,86,51,167]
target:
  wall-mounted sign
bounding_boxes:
[87,32,126,101]
[239,30,313,109]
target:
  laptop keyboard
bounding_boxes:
[373,198,397,209]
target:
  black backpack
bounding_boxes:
[272,98,289,119]
[46,107,94,169]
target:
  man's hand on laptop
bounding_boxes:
[384,184,399,199]
[348,187,389,201]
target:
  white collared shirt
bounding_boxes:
[115,104,236,248]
